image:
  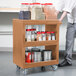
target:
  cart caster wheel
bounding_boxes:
[41,66,45,71]
[23,69,27,75]
[16,65,21,70]
[51,65,58,71]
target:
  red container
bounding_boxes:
[25,49,34,63]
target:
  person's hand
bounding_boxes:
[59,18,62,22]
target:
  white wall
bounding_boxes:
[0,12,18,51]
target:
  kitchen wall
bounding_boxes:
[0,12,76,51]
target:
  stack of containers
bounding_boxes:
[31,3,45,50]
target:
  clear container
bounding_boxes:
[31,29,36,41]
[46,32,51,40]
[19,3,31,20]
[51,32,56,40]
[26,29,31,42]
[31,48,41,62]
[43,3,57,19]
[21,3,30,11]
[37,32,42,41]
[31,3,42,20]
[42,32,46,41]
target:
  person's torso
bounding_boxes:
[67,6,76,23]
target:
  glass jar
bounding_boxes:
[19,3,31,20]
[51,32,56,40]
[46,32,51,40]
[26,29,31,42]
[31,29,36,41]
[42,32,46,41]
[37,32,42,41]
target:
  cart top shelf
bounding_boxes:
[13,19,62,25]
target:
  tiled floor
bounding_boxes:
[0,52,76,76]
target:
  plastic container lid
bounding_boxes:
[51,32,55,33]
[33,3,41,5]
[37,31,41,34]
[31,29,36,31]
[26,49,31,52]
[41,31,46,34]
[26,29,31,31]
[21,3,30,5]
[47,32,51,34]
[30,3,34,5]
[42,50,52,51]
[45,3,53,5]
[31,48,40,52]
[41,3,46,5]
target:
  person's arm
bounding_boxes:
[59,11,67,21]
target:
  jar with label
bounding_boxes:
[51,32,56,40]
[26,29,31,42]
[19,3,31,20]
[31,48,41,62]
[42,32,46,41]
[31,29,36,41]
[46,32,51,40]
[37,32,42,41]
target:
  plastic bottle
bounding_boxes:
[51,32,56,40]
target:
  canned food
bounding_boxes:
[42,50,52,61]
[31,48,41,62]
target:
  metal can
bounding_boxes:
[42,50,52,61]
[31,48,41,62]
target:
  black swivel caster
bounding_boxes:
[41,66,45,71]
[51,65,58,71]
[16,65,21,71]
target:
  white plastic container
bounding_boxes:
[31,29,36,41]
[26,29,31,42]
[46,32,52,40]
[37,32,42,41]
[42,32,46,41]
[51,32,56,40]
[31,3,42,20]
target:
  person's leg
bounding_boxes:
[64,23,75,64]
[58,23,75,67]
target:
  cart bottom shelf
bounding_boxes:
[24,60,58,68]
